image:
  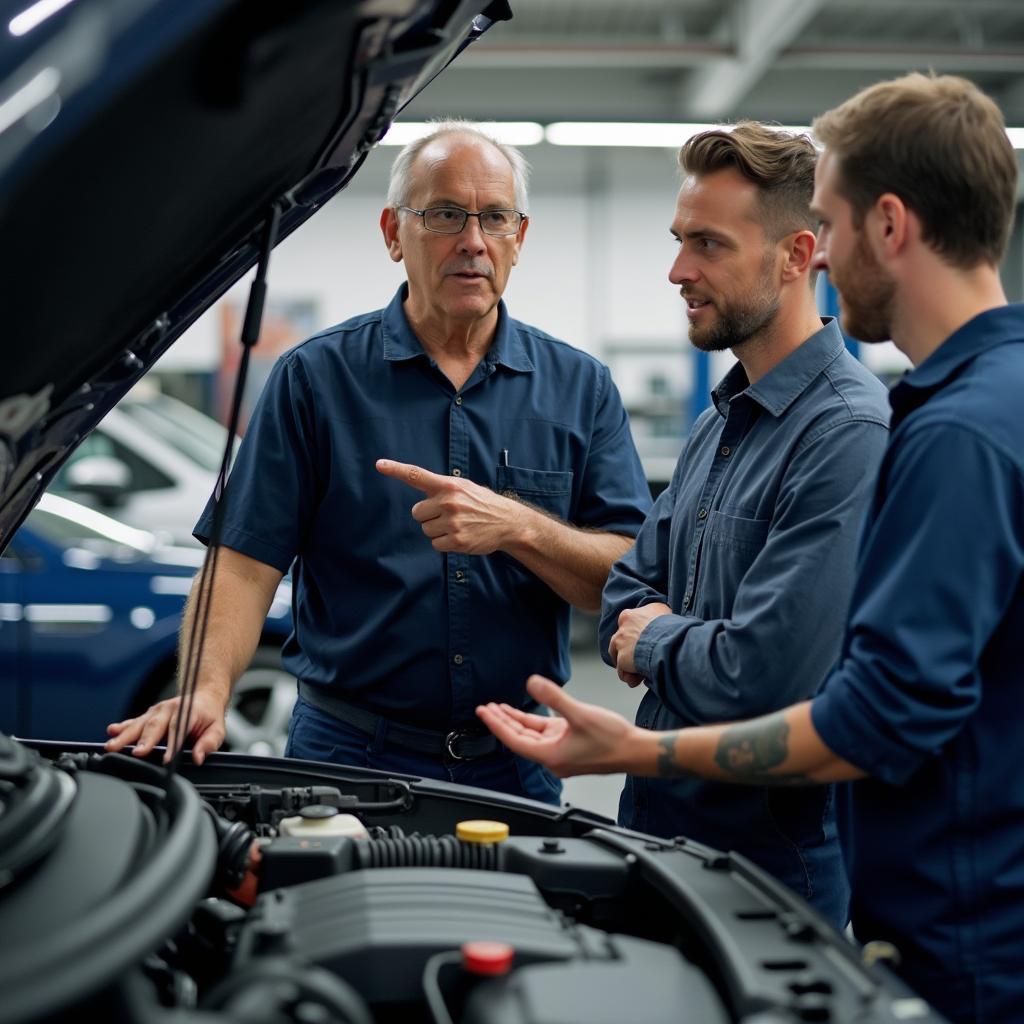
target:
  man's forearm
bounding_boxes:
[620,702,866,784]
[502,505,634,612]
[178,547,282,704]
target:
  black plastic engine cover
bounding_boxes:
[238,867,587,1002]
[463,935,729,1024]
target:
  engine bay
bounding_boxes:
[0,735,941,1024]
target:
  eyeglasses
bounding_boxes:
[398,205,526,236]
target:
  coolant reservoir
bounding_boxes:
[278,804,368,839]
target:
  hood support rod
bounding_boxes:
[168,202,282,779]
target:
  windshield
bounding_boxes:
[28,494,155,553]
[117,395,228,473]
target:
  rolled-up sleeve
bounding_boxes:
[634,417,887,722]
[812,421,1024,783]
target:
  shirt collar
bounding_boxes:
[711,318,845,418]
[889,303,1024,423]
[380,283,535,372]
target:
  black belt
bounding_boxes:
[298,682,501,764]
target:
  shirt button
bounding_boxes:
[455,396,463,406]
[697,507,707,520]
[720,446,731,456]
[455,570,465,582]
[453,654,464,665]
[452,468,462,477]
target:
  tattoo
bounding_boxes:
[712,713,813,786]
[656,733,696,778]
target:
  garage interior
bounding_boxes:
[143,0,1024,817]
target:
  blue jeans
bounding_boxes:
[284,697,562,806]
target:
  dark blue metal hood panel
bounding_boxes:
[0,0,510,545]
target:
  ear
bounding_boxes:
[380,207,403,263]
[779,228,817,283]
[868,192,909,262]
[510,215,529,267]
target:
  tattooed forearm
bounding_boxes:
[712,712,814,786]
[656,733,697,778]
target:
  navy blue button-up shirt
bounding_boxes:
[196,286,650,731]
[602,320,889,914]
[812,305,1024,1023]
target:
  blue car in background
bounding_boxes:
[0,494,295,754]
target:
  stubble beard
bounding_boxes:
[687,264,781,354]
[832,231,896,344]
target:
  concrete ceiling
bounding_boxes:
[402,0,1024,125]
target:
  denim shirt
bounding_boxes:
[196,285,650,731]
[812,305,1024,1023]
[602,320,889,910]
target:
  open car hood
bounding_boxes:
[0,0,510,547]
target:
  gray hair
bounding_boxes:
[386,118,531,213]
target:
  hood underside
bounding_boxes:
[0,0,510,545]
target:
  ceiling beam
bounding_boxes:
[681,0,829,117]
[780,45,1024,73]
[454,42,1024,74]
[824,0,1022,10]
[456,42,729,70]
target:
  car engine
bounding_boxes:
[0,734,941,1024]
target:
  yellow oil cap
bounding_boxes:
[456,819,510,844]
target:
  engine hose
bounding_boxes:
[202,803,257,890]
[353,833,501,871]
[203,956,373,1024]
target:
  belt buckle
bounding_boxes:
[444,729,474,764]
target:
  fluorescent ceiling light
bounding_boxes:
[1005,127,1024,150]
[380,121,544,146]
[547,122,1024,151]
[546,122,813,147]
[377,121,1024,152]
[8,0,77,36]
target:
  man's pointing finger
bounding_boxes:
[376,459,451,494]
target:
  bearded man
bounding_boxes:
[597,122,889,926]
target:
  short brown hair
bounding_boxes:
[813,73,1018,269]
[679,121,818,241]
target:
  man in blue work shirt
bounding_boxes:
[105,121,651,803]
[599,123,889,927]
[480,74,1023,1023]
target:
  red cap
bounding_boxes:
[461,941,515,976]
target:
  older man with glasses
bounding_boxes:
[106,119,651,803]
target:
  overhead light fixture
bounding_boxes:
[8,0,77,37]
[377,121,1024,152]
[545,122,813,148]
[379,121,544,146]
[547,122,1024,152]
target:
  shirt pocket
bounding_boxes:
[694,510,770,615]
[494,464,574,591]
[496,464,573,520]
